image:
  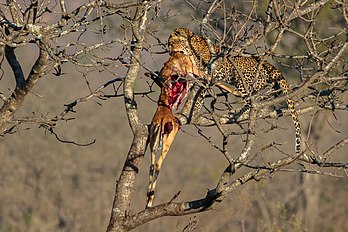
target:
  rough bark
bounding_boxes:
[0,41,49,134]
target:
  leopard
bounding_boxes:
[168,28,301,155]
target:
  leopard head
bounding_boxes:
[168,28,211,67]
[168,28,194,56]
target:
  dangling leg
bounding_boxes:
[146,124,178,208]
[146,106,180,208]
[147,122,162,207]
[146,150,157,208]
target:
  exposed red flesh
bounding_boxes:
[167,75,189,110]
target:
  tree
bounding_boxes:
[0,0,347,231]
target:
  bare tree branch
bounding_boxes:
[0,40,50,135]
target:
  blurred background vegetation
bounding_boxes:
[0,0,347,231]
